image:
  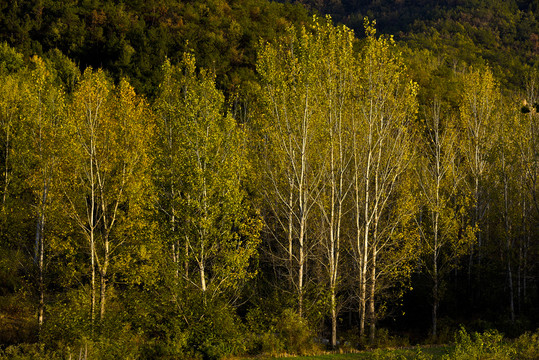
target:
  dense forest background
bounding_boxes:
[0,0,538,359]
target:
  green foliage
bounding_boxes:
[370,328,410,350]
[276,309,316,355]
[512,331,539,360]
[442,328,539,360]
[449,327,509,359]
[0,0,311,97]
[40,288,92,345]
[246,306,316,355]
[0,343,61,360]
[42,49,80,92]
[0,1,538,357]
[0,42,24,74]
[188,300,247,360]
[302,0,539,89]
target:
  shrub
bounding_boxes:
[275,308,314,355]
[187,300,247,360]
[513,331,539,360]
[245,330,284,356]
[0,343,64,360]
[445,327,512,359]
[372,328,410,349]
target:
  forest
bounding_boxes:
[0,0,538,359]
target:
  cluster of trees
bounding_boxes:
[296,0,539,90]
[0,39,262,356]
[0,8,538,360]
[0,0,311,96]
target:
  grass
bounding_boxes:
[249,328,539,360]
[242,345,453,360]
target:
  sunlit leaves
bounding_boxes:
[155,52,261,301]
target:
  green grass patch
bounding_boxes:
[244,345,452,360]
[251,328,539,360]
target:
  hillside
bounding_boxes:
[0,0,310,95]
[297,0,539,89]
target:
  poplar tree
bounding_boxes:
[257,22,327,318]
[416,99,474,338]
[155,54,261,304]
[64,69,152,325]
[458,66,500,289]
[313,19,356,348]
[20,56,67,332]
[353,19,418,341]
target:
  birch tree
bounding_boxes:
[517,72,539,312]
[416,99,474,338]
[0,73,21,219]
[257,22,327,318]
[458,66,499,287]
[155,54,261,304]
[495,104,522,323]
[313,19,356,348]
[19,56,67,332]
[65,69,152,325]
[353,19,418,341]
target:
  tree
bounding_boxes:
[0,71,22,219]
[495,101,521,323]
[353,19,418,341]
[257,21,327,319]
[513,71,539,316]
[19,56,67,332]
[154,53,261,303]
[312,18,356,348]
[458,66,500,290]
[415,99,474,338]
[63,68,152,326]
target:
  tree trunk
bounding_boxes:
[99,235,109,321]
[360,226,368,337]
[99,269,107,321]
[90,230,96,325]
[37,213,45,331]
[360,146,372,338]
[298,224,304,318]
[432,259,438,338]
[2,127,9,209]
[34,179,48,332]
[432,202,439,338]
[369,243,376,343]
[200,249,206,293]
[331,289,337,348]
[503,165,515,323]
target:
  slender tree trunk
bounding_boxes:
[475,176,481,275]
[171,185,180,279]
[288,187,293,264]
[35,181,47,332]
[360,220,368,337]
[90,230,96,325]
[432,185,440,338]
[200,239,206,293]
[503,163,515,323]
[99,234,109,321]
[37,211,45,331]
[360,146,372,338]
[369,242,376,343]
[99,269,107,321]
[298,221,304,318]
[89,128,97,328]
[331,289,337,348]
[185,238,189,279]
[432,250,438,338]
